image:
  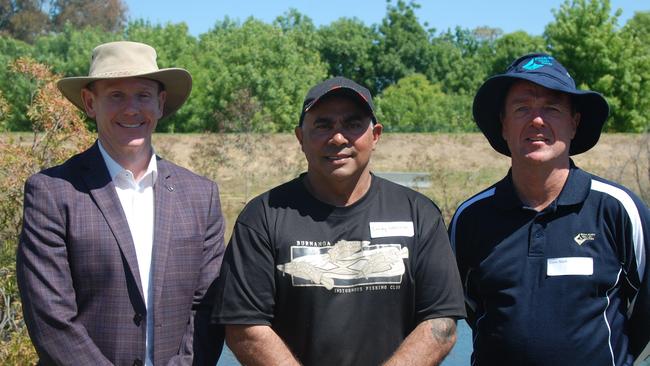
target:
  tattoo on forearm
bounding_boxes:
[430,318,456,343]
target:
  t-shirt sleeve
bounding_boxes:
[212,208,276,326]
[413,199,467,322]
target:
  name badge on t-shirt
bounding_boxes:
[370,221,414,238]
[547,257,593,276]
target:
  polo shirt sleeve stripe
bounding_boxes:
[450,187,496,249]
[591,180,646,282]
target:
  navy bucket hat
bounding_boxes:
[473,53,609,156]
[299,76,378,126]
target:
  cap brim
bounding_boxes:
[473,74,609,156]
[57,68,192,119]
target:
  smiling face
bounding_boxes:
[501,80,580,167]
[81,77,166,165]
[295,94,382,191]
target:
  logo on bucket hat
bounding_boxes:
[521,56,553,71]
[472,53,609,156]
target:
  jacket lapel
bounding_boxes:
[151,157,174,311]
[80,143,144,300]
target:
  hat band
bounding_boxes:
[89,69,160,78]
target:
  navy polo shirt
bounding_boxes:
[450,164,649,366]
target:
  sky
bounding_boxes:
[125,0,648,37]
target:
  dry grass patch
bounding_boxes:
[153,132,649,235]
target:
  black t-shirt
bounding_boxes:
[213,174,465,366]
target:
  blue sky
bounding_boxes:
[125,0,648,37]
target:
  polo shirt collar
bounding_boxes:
[494,160,590,211]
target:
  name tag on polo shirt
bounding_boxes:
[547,257,593,276]
[370,221,414,238]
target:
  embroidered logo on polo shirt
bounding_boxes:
[574,233,596,245]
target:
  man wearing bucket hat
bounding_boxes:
[17,41,226,365]
[212,76,466,366]
[449,53,650,365]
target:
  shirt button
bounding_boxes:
[132,359,143,366]
[133,313,143,326]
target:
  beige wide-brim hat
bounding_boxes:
[57,41,192,119]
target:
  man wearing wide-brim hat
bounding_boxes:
[17,41,226,365]
[449,53,650,366]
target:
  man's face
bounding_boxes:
[295,95,382,186]
[81,77,166,160]
[501,80,580,166]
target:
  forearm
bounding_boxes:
[225,325,301,366]
[383,317,457,366]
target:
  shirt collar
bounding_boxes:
[494,160,590,211]
[97,140,158,185]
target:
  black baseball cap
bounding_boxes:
[298,76,378,126]
[473,53,609,156]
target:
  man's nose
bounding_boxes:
[123,96,139,114]
[531,114,545,128]
[329,131,349,145]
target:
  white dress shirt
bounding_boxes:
[98,141,156,366]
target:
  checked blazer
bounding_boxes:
[17,142,226,365]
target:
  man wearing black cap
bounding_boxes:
[213,76,466,366]
[449,54,650,365]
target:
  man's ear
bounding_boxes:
[81,88,97,119]
[571,112,581,139]
[295,125,303,144]
[371,123,383,150]
[157,90,167,119]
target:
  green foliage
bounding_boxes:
[373,0,432,92]
[376,73,474,132]
[189,18,327,132]
[0,1,648,133]
[0,35,34,130]
[32,23,117,76]
[545,0,650,132]
[486,31,546,76]
[316,17,376,87]
[427,30,485,95]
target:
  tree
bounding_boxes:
[316,17,376,87]
[187,18,327,132]
[372,0,432,93]
[375,73,474,132]
[623,11,650,47]
[50,0,127,33]
[487,31,546,76]
[427,27,491,95]
[0,0,49,43]
[273,8,319,50]
[0,35,33,130]
[545,0,650,132]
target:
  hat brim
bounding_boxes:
[473,74,609,156]
[57,68,192,119]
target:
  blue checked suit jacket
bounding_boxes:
[17,142,226,365]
